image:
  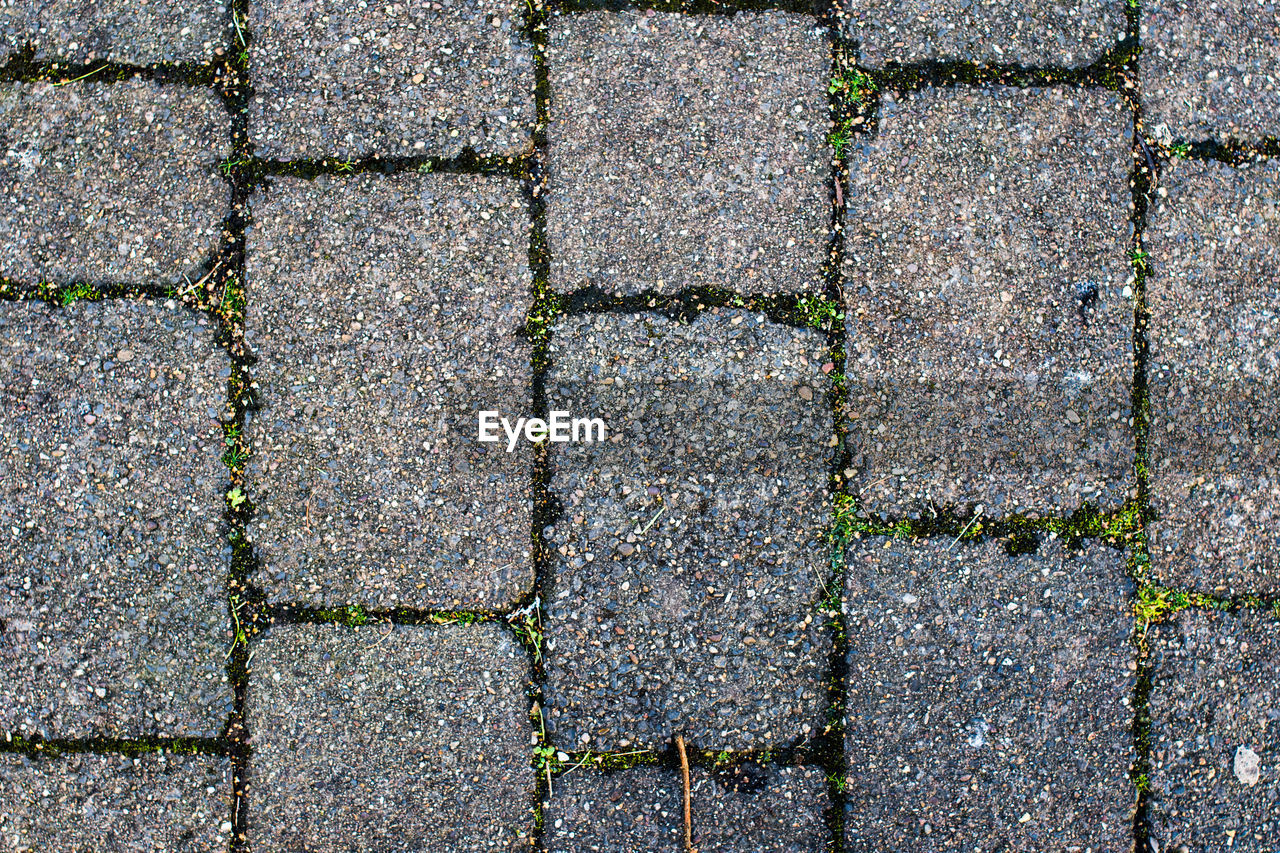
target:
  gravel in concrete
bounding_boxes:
[1145,158,1280,596]
[543,310,832,750]
[544,763,829,852]
[843,536,1136,848]
[0,80,228,288]
[248,622,534,850]
[245,173,532,610]
[843,86,1134,517]
[0,300,232,738]
[843,0,1126,67]
[0,1,227,64]
[1143,0,1280,141]
[249,0,534,159]
[546,10,830,296]
[1149,608,1280,851]
[0,752,231,852]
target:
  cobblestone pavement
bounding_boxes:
[0,0,1277,851]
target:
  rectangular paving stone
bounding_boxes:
[843,536,1135,848]
[544,310,832,750]
[245,173,532,610]
[1,752,230,852]
[1,300,232,738]
[1149,608,1280,850]
[843,86,1134,517]
[1,1,227,64]
[0,80,228,288]
[1142,0,1280,141]
[544,763,829,852]
[1146,158,1280,596]
[248,622,534,850]
[249,0,534,159]
[844,0,1126,67]
[546,10,830,296]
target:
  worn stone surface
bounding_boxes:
[245,173,532,610]
[1146,158,1280,596]
[0,300,231,738]
[249,0,534,159]
[843,536,1135,848]
[0,1,227,64]
[248,622,534,850]
[0,752,231,852]
[844,0,1126,67]
[0,80,229,287]
[1149,609,1280,850]
[544,764,829,852]
[546,10,830,296]
[1142,0,1280,141]
[543,310,832,750]
[843,86,1134,517]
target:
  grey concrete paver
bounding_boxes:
[0,0,226,64]
[843,86,1134,517]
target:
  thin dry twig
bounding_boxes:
[676,734,693,853]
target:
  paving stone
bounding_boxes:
[843,536,1135,848]
[842,86,1134,517]
[1142,0,1280,142]
[843,0,1126,68]
[0,1,227,64]
[0,300,231,739]
[0,751,231,852]
[1145,158,1280,596]
[1149,608,1280,850]
[248,621,534,850]
[546,10,830,296]
[249,0,534,159]
[0,79,228,287]
[245,173,532,610]
[543,310,832,750]
[544,763,829,852]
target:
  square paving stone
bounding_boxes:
[0,80,229,288]
[1,1,227,64]
[248,622,534,850]
[249,0,534,159]
[1149,608,1280,850]
[1145,158,1280,596]
[843,86,1134,518]
[0,300,232,738]
[0,751,231,852]
[843,0,1126,67]
[1142,0,1280,141]
[543,310,832,750]
[245,173,532,610]
[546,10,830,296]
[843,536,1136,848]
[544,763,829,852]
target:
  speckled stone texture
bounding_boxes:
[249,0,534,159]
[1145,158,1280,596]
[0,1,227,64]
[843,536,1136,848]
[1149,609,1280,850]
[0,752,231,852]
[843,0,1126,67]
[0,301,231,739]
[546,11,830,296]
[0,80,228,287]
[1142,0,1280,141]
[245,173,532,610]
[248,622,534,850]
[843,87,1134,518]
[544,764,829,852]
[543,310,832,750]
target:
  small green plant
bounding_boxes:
[222,423,249,469]
[510,601,545,664]
[1129,248,1151,274]
[226,487,247,508]
[218,157,251,177]
[1170,141,1191,158]
[828,122,856,159]
[315,604,370,626]
[795,295,843,330]
[59,282,95,306]
[829,69,876,107]
[333,158,357,173]
[219,275,245,320]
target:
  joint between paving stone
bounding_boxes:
[0,733,245,761]
[0,49,223,88]
[547,0,827,18]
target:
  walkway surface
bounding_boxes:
[1,0,1278,851]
